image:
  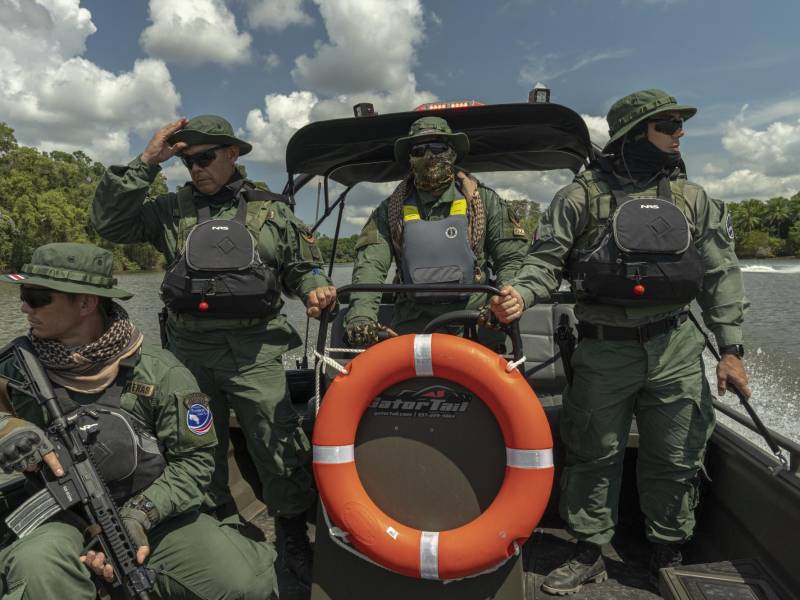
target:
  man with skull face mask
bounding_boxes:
[344,116,530,346]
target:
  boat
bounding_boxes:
[2,98,799,600]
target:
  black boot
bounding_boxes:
[275,514,313,588]
[649,543,682,588]
[541,541,607,596]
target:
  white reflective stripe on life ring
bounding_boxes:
[420,530,440,580]
[413,334,434,376]
[313,445,355,464]
[506,448,554,469]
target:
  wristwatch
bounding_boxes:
[719,344,745,358]
[125,494,159,530]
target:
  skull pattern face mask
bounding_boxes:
[409,145,457,196]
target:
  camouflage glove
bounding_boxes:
[0,415,55,473]
[344,319,382,348]
[477,305,503,330]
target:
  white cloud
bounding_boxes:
[244,91,319,164]
[263,52,281,70]
[243,0,436,166]
[292,0,425,95]
[481,170,574,206]
[429,10,442,26]
[0,0,180,163]
[581,114,609,149]
[720,117,800,178]
[696,169,800,202]
[161,159,191,190]
[244,0,313,30]
[141,0,252,66]
[519,49,632,87]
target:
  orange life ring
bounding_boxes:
[313,333,554,580]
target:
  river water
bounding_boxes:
[1,261,798,451]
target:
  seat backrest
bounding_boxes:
[518,303,577,396]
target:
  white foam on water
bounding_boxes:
[740,264,800,274]
[703,348,800,456]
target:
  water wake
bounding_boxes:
[740,264,800,274]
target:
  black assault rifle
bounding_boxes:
[0,338,156,599]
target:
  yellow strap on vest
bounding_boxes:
[450,198,467,216]
[402,197,467,222]
[403,205,421,221]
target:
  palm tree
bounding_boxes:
[730,199,765,234]
[762,196,793,238]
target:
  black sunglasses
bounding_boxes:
[409,142,451,158]
[20,287,54,308]
[651,118,684,135]
[179,145,227,169]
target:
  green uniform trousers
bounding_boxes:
[179,351,315,517]
[0,512,275,599]
[559,318,716,546]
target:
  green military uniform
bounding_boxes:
[346,117,529,335]
[514,90,747,548]
[90,119,330,516]
[0,243,275,600]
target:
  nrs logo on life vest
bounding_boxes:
[640,204,660,209]
[369,385,471,418]
[187,403,213,435]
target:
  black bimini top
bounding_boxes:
[285,103,593,187]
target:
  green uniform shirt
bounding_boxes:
[90,156,331,355]
[346,179,529,332]
[0,344,216,527]
[514,169,747,347]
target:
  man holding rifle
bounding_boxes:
[0,243,275,599]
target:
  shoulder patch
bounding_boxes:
[128,381,156,398]
[185,395,213,436]
[726,211,735,239]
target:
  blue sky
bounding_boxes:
[3,0,800,235]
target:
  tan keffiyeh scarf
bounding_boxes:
[31,304,144,394]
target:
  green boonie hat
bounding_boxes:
[394,116,470,163]
[604,89,697,151]
[0,243,133,299]
[167,114,252,156]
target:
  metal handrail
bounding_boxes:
[712,399,800,475]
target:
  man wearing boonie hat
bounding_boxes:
[0,242,275,599]
[91,116,331,586]
[344,115,529,347]
[492,90,749,594]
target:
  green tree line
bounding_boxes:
[727,195,800,258]
[2,121,799,269]
[0,123,165,272]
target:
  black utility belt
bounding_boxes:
[577,313,688,343]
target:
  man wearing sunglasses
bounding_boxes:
[91,116,335,586]
[492,89,749,594]
[343,116,529,346]
[0,243,276,599]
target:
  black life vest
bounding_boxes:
[567,176,704,306]
[160,187,281,317]
[54,354,166,503]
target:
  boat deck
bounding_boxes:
[244,504,662,600]
[524,516,660,600]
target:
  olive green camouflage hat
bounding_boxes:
[0,243,133,299]
[394,116,470,163]
[167,115,252,156]
[604,89,697,151]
